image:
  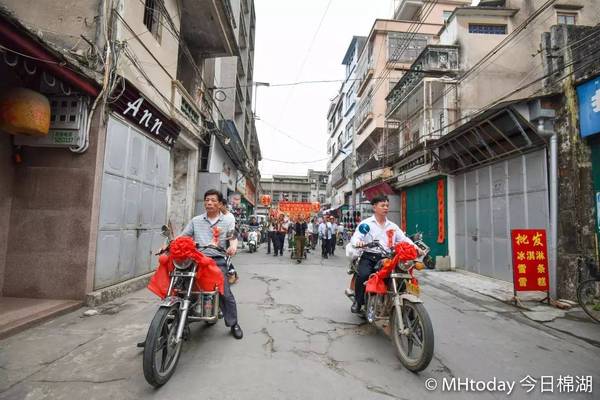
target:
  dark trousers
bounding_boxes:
[321,237,330,257]
[213,257,238,327]
[276,232,286,255]
[355,252,383,308]
[329,235,336,255]
[267,231,275,253]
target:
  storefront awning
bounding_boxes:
[431,101,546,174]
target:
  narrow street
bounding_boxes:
[1,244,598,400]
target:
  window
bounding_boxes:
[468,24,507,35]
[443,10,452,22]
[143,0,163,41]
[388,33,428,63]
[199,144,210,172]
[557,12,577,25]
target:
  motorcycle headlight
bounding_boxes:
[173,258,193,270]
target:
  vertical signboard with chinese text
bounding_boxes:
[511,230,549,293]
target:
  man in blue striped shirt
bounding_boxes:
[181,189,243,339]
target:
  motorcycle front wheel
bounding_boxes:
[390,301,434,372]
[143,305,184,387]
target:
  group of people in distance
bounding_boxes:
[265,213,345,262]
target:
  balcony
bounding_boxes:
[393,0,424,21]
[219,119,250,172]
[356,54,374,97]
[171,81,202,139]
[387,45,459,117]
[354,95,374,134]
[180,0,239,57]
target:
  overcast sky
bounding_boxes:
[253,0,397,178]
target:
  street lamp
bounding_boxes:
[253,81,270,119]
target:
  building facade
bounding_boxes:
[0,0,261,334]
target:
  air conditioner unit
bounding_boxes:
[14,95,88,148]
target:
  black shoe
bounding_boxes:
[231,324,243,339]
[274,253,278,257]
[296,259,301,264]
[267,252,271,254]
[351,302,360,314]
[136,340,146,348]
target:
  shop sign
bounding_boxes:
[510,229,549,293]
[112,79,180,146]
[576,77,600,138]
[397,154,427,175]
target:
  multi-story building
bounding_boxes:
[308,169,328,205]
[327,36,366,213]
[336,1,470,224]
[197,0,261,220]
[385,0,598,298]
[260,174,311,208]
[0,0,260,336]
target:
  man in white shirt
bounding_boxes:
[329,217,338,256]
[350,195,416,314]
[318,217,333,259]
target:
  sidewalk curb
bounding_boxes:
[84,272,154,307]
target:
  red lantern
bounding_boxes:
[311,202,320,212]
[260,194,272,206]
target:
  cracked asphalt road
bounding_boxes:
[1,246,598,399]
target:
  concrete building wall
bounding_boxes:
[0,133,15,296]
[115,0,181,117]
[1,0,101,51]
[2,111,102,300]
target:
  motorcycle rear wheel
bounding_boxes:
[143,305,184,387]
[390,302,434,372]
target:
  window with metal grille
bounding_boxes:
[143,0,163,42]
[468,24,507,35]
[199,144,210,171]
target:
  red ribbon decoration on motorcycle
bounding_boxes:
[148,236,225,298]
[365,242,418,294]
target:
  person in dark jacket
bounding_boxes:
[294,215,308,264]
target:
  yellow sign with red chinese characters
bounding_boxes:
[511,229,549,292]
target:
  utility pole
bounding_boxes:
[351,122,357,211]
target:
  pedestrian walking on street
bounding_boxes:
[267,216,276,254]
[329,216,338,256]
[318,217,333,258]
[294,215,308,264]
[275,214,287,256]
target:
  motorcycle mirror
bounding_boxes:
[160,225,171,238]
[358,223,370,234]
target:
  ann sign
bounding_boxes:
[112,79,180,146]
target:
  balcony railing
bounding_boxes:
[387,45,459,116]
[354,94,374,134]
[356,54,374,97]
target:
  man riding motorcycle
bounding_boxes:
[350,194,417,315]
[180,189,243,339]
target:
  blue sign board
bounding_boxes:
[577,77,600,138]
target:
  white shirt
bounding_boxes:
[307,222,314,234]
[318,222,333,239]
[350,215,414,254]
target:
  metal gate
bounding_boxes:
[94,116,170,289]
[455,150,549,282]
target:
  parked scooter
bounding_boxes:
[247,229,258,253]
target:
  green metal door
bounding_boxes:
[404,178,448,259]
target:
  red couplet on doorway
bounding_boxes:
[510,229,550,292]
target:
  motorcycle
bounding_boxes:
[247,229,258,253]
[409,231,435,270]
[344,225,434,372]
[142,226,228,387]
